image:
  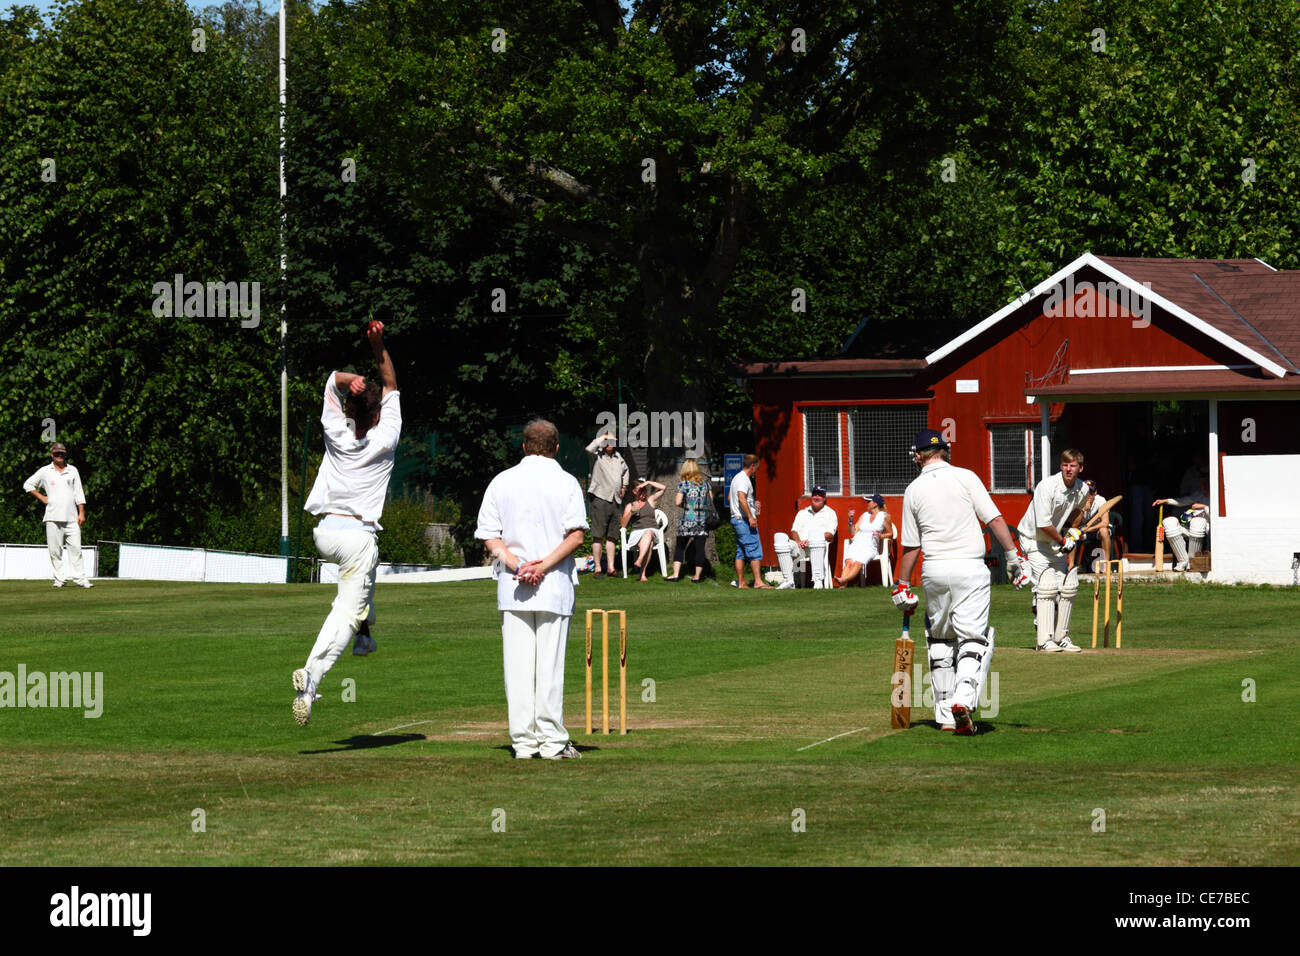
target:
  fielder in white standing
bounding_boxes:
[892,430,1027,735]
[773,484,839,589]
[476,419,589,759]
[1016,448,1095,653]
[292,321,400,727]
[23,442,93,588]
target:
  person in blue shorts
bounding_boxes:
[728,454,772,589]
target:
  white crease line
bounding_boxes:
[797,726,871,752]
[374,720,436,736]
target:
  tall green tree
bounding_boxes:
[0,0,279,541]
[318,0,1022,429]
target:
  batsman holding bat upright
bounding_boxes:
[291,321,400,726]
[1016,448,1098,653]
[891,430,1027,735]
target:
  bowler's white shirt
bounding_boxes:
[791,504,839,543]
[23,464,86,523]
[475,455,589,615]
[901,460,1000,561]
[1016,472,1092,544]
[304,372,402,526]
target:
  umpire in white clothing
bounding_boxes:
[477,419,589,759]
[892,430,1026,735]
[292,322,400,727]
[23,442,93,588]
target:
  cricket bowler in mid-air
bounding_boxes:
[291,321,400,726]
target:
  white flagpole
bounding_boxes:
[279,1,290,571]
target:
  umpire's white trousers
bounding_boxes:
[46,520,88,586]
[303,524,378,694]
[921,559,991,711]
[502,610,571,758]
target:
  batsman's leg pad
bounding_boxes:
[808,539,827,588]
[927,636,956,726]
[1034,566,1062,648]
[773,533,795,584]
[1054,568,1079,642]
[977,626,996,706]
[954,629,992,711]
[1187,515,1208,556]
[1163,518,1190,565]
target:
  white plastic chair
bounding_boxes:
[621,509,669,578]
[869,537,893,587]
[839,532,894,587]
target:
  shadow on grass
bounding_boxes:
[300,732,426,754]
[923,720,1004,736]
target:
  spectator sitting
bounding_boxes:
[1153,476,1210,572]
[837,493,893,585]
[773,485,840,589]
[621,480,666,581]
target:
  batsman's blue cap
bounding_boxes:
[911,430,949,453]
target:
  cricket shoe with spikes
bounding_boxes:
[292,668,313,727]
[951,703,976,736]
[542,742,583,760]
[1057,636,1083,653]
[1037,640,1063,653]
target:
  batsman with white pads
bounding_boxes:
[1016,449,1096,653]
[1153,477,1210,572]
[890,430,1027,735]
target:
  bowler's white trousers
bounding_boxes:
[302,523,378,695]
[502,610,571,758]
[46,520,89,585]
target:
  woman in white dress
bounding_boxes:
[837,493,893,585]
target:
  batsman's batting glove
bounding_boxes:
[1004,546,1030,589]
[1055,528,1081,554]
[891,582,919,613]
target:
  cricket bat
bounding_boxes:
[1065,481,1097,571]
[1154,504,1165,571]
[891,613,915,729]
[1080,495,1123,534]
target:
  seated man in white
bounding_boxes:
[774,485,840,589]
[837,493,893,585]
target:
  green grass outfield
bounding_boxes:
[0,575,1296,866]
